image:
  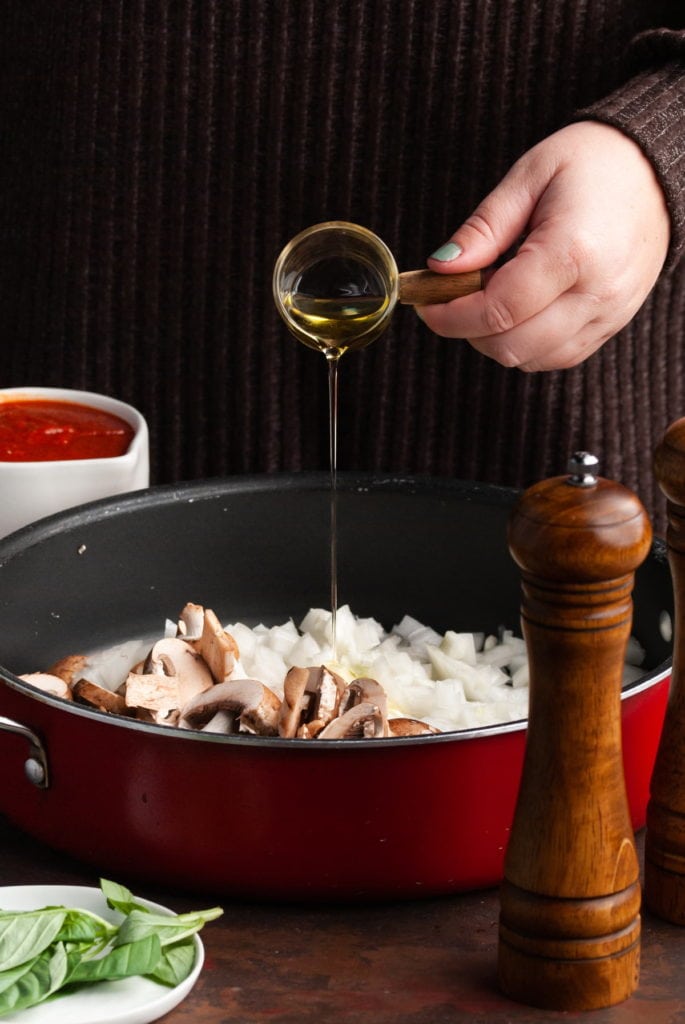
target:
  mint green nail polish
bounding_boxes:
[430,241,463,261]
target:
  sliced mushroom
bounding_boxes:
[279,667,309,738]
[179,678,280,735]
[316,665,347,726]
[143,636,213,706]
[72,678,130,716]
[318,701,386,739]
[195,608,239,683]
[338,677,389,736]
[278,665,346,738]
[47,654,87,685]
[176,602,205,641]
[124,671,180,716]
[19,672,72,700]
[388,717,441,737]
[199,710,234,734]
[135,706,180,726]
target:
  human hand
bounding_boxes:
[418,121,670,371]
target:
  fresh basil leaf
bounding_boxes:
[46,942,69,993]
[114,907,222,948]
[145,939,196,987]
[0,942,69,1016]
[0,881,222,1013]
[66,934,162,984]
[0,906,75,926]
[113,912,191,948]
[57,909,116,945]
[0,910,66,971]
[99,878,149,917]
[0,955,42,996]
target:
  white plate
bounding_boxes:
[0,885,204,1024]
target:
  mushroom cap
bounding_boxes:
[318,701,386,739]
[338,677,389,736]
[341,676,387,707]
[47,654,87,685]
[72,677,130,716]
[144,636,214,706]
[388,717,441,737]
[19,672,72,701]
[279,665,346,738]
[279,666,310,738]
[195,608,239,683]
[176,601,205,640]
[180,678,280,735]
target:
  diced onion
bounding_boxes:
[224,605,530,731]
[79,604,648,735]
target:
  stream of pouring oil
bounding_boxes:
[280,255,391,658]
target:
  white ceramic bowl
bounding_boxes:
[0,387,149,538]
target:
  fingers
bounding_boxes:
[420,143,581,349]
[427,145,555,275]
[419,230,583,341]
[419,122,672,372]
[465,290,616,372]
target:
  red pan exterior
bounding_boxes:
[0,475,673,899]
[0,672,669,899]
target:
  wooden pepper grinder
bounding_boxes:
[498,452,652,1011]
[645,418,685,922]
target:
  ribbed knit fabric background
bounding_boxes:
[0,0,682,533]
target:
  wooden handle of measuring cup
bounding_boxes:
[498,452,651,1011]
[645,418,685,923]
[397,269,483,304]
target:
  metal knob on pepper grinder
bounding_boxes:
[498,452,652,1011]
[645,418,685,922]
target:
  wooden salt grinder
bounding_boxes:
[645,418,685,922]
[498,452,652,1011]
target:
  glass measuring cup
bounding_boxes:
[272,220,482,359]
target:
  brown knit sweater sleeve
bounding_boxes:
[574,28,685,266]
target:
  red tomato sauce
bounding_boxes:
[0,399,135,462]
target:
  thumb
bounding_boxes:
[427,156,548,274]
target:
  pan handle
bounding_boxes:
[0,716,50,789]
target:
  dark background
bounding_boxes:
[0,0,682,530]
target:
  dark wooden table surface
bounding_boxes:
[1,815,684,1023]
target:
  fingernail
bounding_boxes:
[429,241,463,262]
